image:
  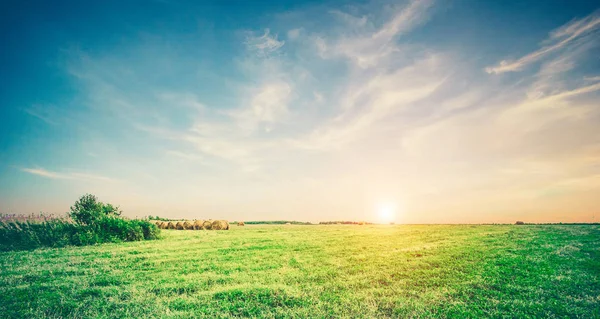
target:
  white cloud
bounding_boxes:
[248,82,292,123]
[486,11,600,74]
[245,28,285,57]
[165,150,203,161]
[319,0,433,68]
[330,10,368,28]
[157,92,206,111]
[22,168,117,182]
[23,104,63,125]
[293,49,448,150]
[287,28,301,40]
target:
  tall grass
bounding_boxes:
[0,212,64,223]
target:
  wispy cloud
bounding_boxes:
[22,104,62,125]
[486,11,600,74]
[295,55,448,150]
[318,0,433,68]
[22,168,66,179]
[245,29,285,57]
[22,168,117,182]
[228,82,292,131]
[165,150,203,161]
[287,28,302,40]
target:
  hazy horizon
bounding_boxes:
[1,0,599,224]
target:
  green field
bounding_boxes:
[1,225,599,318]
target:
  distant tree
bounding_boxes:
[69,194,121,225]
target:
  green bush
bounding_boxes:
[0,195,160,251]
[0,218,160,251]
[69,194,121,225]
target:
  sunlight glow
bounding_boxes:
[376,202,397,224]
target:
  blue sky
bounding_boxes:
[1,0,599,223]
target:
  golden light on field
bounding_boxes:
[376,202,397,224]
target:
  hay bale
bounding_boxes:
[238,221,245,226]
[157,222,166,229]
[286,222,291,225]
[203,220,213,230]
[212,220,229,230]
[175,222,184,230]
[193,220,204,230]
[183,221,193,230]
[166,221,175,229]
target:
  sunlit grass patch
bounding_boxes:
[1,225,598,318]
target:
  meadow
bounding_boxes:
[1,224,598,318]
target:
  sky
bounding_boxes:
[1,0,599,223]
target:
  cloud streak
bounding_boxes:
[486,11,600,74]
[22,168,117,182]
[318,0,433,68]
[245,29,285,57]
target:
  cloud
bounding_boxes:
[21,168,66,179]
[287,28,301,40]
[486,11,600,74]
[22,104,62,125]
[21,168,117,182]
[295,54,448,149]
[165,150,203,161]
[157,92,206,111]
[330,10,368,28]
[318,0,433,68]
[229,82,292,130]
[245,29,285,57]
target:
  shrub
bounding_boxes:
[139,220,161,239]
[0,218,160,251]
[0,195,160,251]
[69,194,121,226]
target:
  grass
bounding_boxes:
[1,225,598,318]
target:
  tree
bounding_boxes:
[69,194,121,225]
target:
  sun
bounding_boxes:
[376,202,397,224]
